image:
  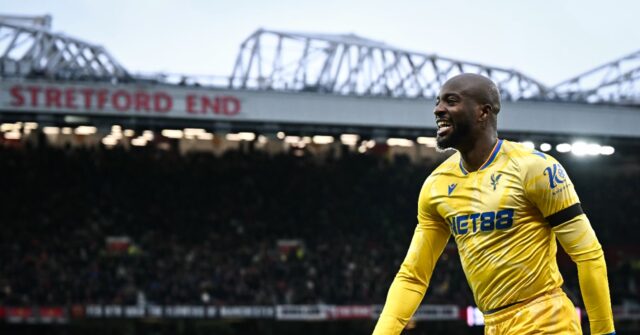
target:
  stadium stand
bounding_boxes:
[1,141,638,310]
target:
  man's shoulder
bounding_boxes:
[428,152,461,179]
[501,140,561,173]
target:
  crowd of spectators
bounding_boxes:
[0,141,638,309]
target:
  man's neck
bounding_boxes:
[458,134,498,172]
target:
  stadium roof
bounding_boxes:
[550,49,640,106]
[0,16,130,82]
[229,29,548,101]
[1,16,638,106]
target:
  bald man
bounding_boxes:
[373,74,615,335]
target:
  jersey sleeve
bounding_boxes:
[522,154,581,224]
[373,177,451,335]
[522,153,615,334]
[553,215,615,335]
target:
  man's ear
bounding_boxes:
[478,104,492,122]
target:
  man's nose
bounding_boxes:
[434,103,446,116]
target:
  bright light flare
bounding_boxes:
[162,129,183,139]
[600,146,615,155]
[539,143,552,152]
[556,143,571,153]
[387,138,414,147]
[417,137,437,147]
[312,135,334,144]
[74,126,97,135]
[340,134,359,146]
[521,141,535,150]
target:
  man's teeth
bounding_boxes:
[437,121,451,128]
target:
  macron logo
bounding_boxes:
[448,183,457,196]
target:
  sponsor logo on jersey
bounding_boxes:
[447,209,515,236]
[543,163,567,189]
[448,183,457,196]
[490,173,502,191]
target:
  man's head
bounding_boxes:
[433,73,501,151]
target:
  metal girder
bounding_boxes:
[549,50,640,105]
[229,29,548,101]
[0,17,129,81]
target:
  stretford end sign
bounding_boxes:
[0,81,241,119]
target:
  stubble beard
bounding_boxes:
[436,129,461,152]
[435,122,471,152]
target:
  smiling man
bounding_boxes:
[372,74,615,334]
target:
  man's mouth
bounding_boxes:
[436,119,453,136]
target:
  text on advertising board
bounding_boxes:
[7,85,241,115]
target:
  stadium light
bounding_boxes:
[556,143,571,153]
[124,129,135,137]
[184,128,206,136]
[43,126,60,135]
[111,125,122,132]
[142,130,154,141]
[312,135,334,144]
[4,131,21,140]
[277,131,285,139]
[225,133,241,141]
[417,137,437,147]
[572,142,603,156]
[226,132,255,141]
[239,132,256,141]
[197,133,214,140]
[1,123,19,132]
[162,129,183,139]
[24,122,38,129]
[258,135,268,144]
[101,136,118,146]
[570,141,588,156]
[586,143,601,156]
[61,127,72,135]
[365,140,376,149]
[131,137,147,146]
[387,138,414,147]
[539,143,552,152]
[74,126,97,135]
[600,146,615,155]
[521,141,535,150]
[340,134,359,146]
[284,136,301,144]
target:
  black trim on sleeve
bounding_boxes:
[546,203,584,227]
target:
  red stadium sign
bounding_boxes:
[1,81,241,118]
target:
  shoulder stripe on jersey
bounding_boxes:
[546,203,584,227]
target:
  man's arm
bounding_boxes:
[373,179,450,335]
[523,155,615,335]
[553,212,615,335]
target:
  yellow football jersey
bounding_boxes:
[420,139,578,311]
[373,139,615,335]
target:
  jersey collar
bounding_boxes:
[459,139,504,175]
